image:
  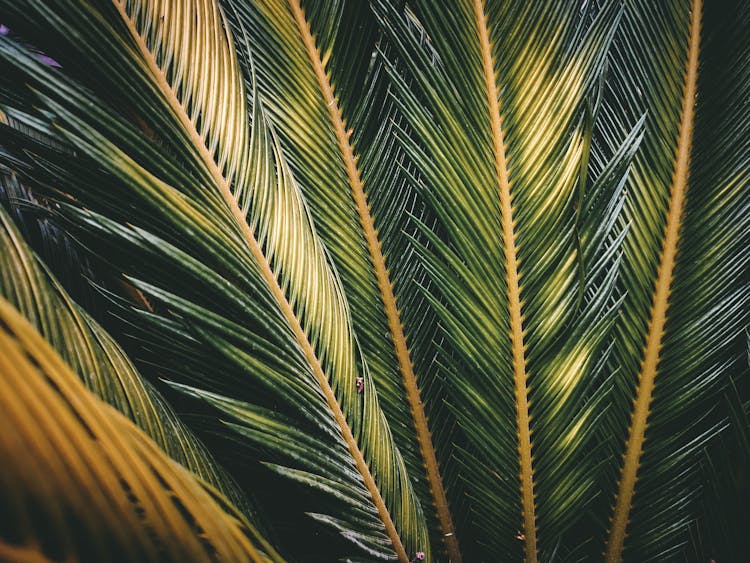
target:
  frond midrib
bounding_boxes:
[113,4,405,561]
[472,0,537,560]
[604,0,703,559]
[287,1,461,561]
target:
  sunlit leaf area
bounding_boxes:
[0,1,747,561]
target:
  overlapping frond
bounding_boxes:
[0,1,427,559]
[597,0,750,559]
[223,1,459,558]
[0,201,249,511]
[373,1,635,559]
[0,298,273,562]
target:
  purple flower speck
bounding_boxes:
[36,53,61,68]
[0,25,60,67]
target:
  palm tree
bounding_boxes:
[0,0,747,561]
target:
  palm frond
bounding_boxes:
[0,298,273,562]
[372,1,636,559]
[222,3,462,558]
[596,0,750,559]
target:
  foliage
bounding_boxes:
[0,0,747,561]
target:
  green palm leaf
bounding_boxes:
[371,1,639,559]
[596,0,750,559]
[222,3,463,558]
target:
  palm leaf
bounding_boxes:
[372,1,639,560]
[0,297,274,562]
[0,0,427,559]
[221,3,463,558]
[596,0,750,559]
